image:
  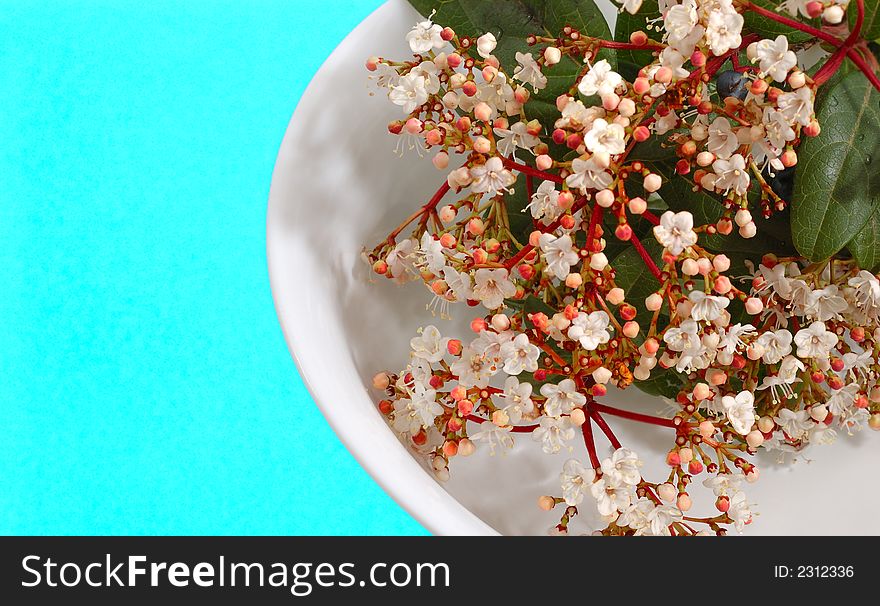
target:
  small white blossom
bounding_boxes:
[793,321,838,358]
[560,459,596,506]
[475,32,497,58]
[653,210,698,256]
[774,407,814,441]
[500,333,541,375]
[389,72,429,113]
[689,290,731,323]
[584,118,626,155]
[405,18,444,54]
[566,156,613,193]
[500,376,535,423]
[577,59,622,97]
[532,416,576,453]
[539,233,580,280]
[540,378,587,417]
[513,51,548,91]
[471,423,514,454]
[777,87,814,126]
[755,329,793,364]
[469,157,515,195]
[567,310,612,350]
[754,35,798,82]
[473,268,517,310]
[410,325,447,362]
[722,391,756,435]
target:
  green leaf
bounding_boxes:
[851,0,880,41]
[613,0,662,81]
[743,0,813,43]
[848,211,880,271]
[791,70,880,261]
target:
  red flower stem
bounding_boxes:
[629,231,663,282]
[581,417,601,469]
[741,2,842,46]
[595,40,663,51]
[815,0,864,85]
[591,402,676,428]
[641,209,660,226]
[387,179,451,242]
[525,174,534,199]
[586,203,604,252]
[502,158,564,184]
[465,414,538,433]
[589,408,622,450]
[847,48,880,91]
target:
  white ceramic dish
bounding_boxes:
[267,0,880,535]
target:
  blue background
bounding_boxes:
[0,0,426,535]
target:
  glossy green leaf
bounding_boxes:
[848,211,880,271]
[791,70,880,261]
[851,0,880,41]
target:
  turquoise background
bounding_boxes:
[0,0,426,535]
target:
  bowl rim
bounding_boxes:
[265,0,498,537]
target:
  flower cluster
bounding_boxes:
[364,1,879,535]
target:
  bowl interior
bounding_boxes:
[268,0,880,535]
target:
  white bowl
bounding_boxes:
[267,0,880,535]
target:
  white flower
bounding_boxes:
[848,270,880,309]
[707,117,738,159]
[727,491,753,532]
[718,323,755,356]
[617,498,655,532]
[711,154,750,196]
[664,318,700,353]
[500,376,535,423]
[706,6,743,56]
[473,268,517,310]
[560,459,596,506]
[532,416,576,453]
[777,86,814,126]
[526,180,563,224]
[644,504,683,536]
[653,210,698,256]
[419,232,446,274]
[761,108,796,154]
[664,0,698,44]
[556,99,603,131]
[755,35,798,82]
[389,72,429,114]
[755,263,792,299]
[567,310,612,350]
[703,473,743,497]
[688,290,730,322]
[826,383,860,418]
[450,346,498,388]
[471,423,514,454]
[803,285,848,322]
[513,52,547,91]
[599,448,642,486]
[494,121,540,159]
[584,118,626,155]
[475,32,497,58]
[774,407,814,441]
[405,18,444,54]
[540,378,587,417]
[759,354,805,402]
[442,267,474,301]
[566,156,612,193]
[386,238,419,281]
[500,333,541,375]
[756,329,793,364]
[577,59,622,97]
[410,325,447,362]
[471,329,513,361]
[793,321,838,358]
[469,157,515,195]
[539,233,580,280]
[392,384,440,434]
[721,391,756,435]
[654,108,680,134]
[590,475,633,516]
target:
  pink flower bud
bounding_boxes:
[569,408,586,426]
[628,196,647,214]
[372,372,390,390]
[432,151,449,170]
[606,287,625,305]
[745,297,763,315]
[491,313,510,331]
[536,154,553,170]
